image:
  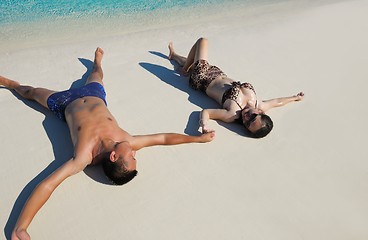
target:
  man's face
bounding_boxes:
[114,142,137,171]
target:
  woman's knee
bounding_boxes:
[197,37,208,46]
[194,38,209,62]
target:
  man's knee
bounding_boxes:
[15,86,33,98]
[33,87,46,96]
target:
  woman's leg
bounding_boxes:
[0,75,56,109]
[168,37,209,73]
[85,47,104,86]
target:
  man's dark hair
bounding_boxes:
[102,156,138,185]
[245,114,273,138]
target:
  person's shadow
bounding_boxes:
[4,58,109,239]
[140,51,246,136]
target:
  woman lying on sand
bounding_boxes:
[168,37,304,138]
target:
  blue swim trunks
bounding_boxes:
[47,82,107,121]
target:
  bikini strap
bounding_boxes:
[235,100,243,110]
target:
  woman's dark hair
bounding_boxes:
[102,156,138,185]
[245,114,273,138]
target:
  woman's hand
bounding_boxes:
[201,124,215,134]
[295,92,305,101]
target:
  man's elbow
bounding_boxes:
[38,181,55,194]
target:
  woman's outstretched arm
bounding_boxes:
[259,92,305,112]
[200,108,239,133]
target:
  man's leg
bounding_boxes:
[168,37,209,73]
[85,47,104,86]
[0,75,56,108]
[1,48,105,108]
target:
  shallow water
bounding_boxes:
[0,0,332,53]
[0,0,248,51]
[0,0,252,25]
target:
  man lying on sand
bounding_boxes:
[1,47,214,240]
[168,37,304,138]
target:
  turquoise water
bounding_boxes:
[0,0,241,25]
[0,0,299,52]
[0,0,249,50]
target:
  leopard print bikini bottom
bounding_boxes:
[189,60,227,92]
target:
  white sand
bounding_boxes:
[1,0,368,239]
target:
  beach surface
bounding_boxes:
[1,0,368,239]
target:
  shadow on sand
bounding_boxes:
[140,51,246,136]
[4,58,109,239]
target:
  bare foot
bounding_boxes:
[0,75,20,89]
[168,42,175,60]
[94,47,104,65]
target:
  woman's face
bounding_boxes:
[241,108,264,132]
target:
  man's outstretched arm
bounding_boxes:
[12,158,87,240]
[132,132,215,150]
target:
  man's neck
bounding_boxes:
[101,138,117,152]
[90,138,115,165]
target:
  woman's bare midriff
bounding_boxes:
[205,77,237,104]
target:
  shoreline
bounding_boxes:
[1,0,368,239]
[0,0,344,54]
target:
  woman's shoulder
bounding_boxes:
[223,101,242,118]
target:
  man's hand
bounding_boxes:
[12,228,30,240]
[200,131,215,143]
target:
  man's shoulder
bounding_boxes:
[73,142,94,165]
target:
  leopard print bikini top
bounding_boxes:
[221,81,257,110]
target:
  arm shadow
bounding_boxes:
[4,57,109,239]
[140,51,247,136]
[4,95,73,239]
